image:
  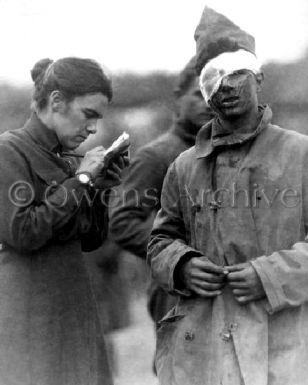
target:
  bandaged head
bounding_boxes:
[194,6,260,102]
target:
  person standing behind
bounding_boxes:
[0,57,128,385]
[148,6,308,385]
[109,56,213,324]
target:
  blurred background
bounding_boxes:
[1,1,308,384]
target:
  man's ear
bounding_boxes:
[50,90,66,113]
[255,71,264,92]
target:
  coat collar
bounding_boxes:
[23,112,62,154]
[195,105,273,159]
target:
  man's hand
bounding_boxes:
[225,262,266,304]
[180,256,226,297]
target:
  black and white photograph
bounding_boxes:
[0,1,308,384]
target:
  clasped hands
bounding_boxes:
[179,256,265,304]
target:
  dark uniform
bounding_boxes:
[109,123,197,322]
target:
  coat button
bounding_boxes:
[208,200,222,210]
[229,323,238,332]
[184,331,195,341]
[220,331,231,342]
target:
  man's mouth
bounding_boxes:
[222,96,239,103]
[220,96,239,107]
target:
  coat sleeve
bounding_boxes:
[251,242,308,314]
[0,143,99,253]
[251,149,308,314]
[109,148,165,259]
[147,161,202,296]
[79,189,109,252]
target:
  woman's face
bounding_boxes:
[53,92,109,150]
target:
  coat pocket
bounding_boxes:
[32,166,69,203]
[155,307,186,377]
[157,312,186,329]
[34,166,68,186]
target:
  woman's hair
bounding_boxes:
[31,57,112,110]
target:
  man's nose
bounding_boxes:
[220,76,236,91]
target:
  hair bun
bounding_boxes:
[30,58,53,83]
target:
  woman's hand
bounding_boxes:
[76,147,130,184]
[93,153,130,190]
[76,146,107,179]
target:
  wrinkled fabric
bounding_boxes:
[148,105,308,385]
[0,113,112,385]
[110,122,196,259]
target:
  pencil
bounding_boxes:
[61,152,84,158]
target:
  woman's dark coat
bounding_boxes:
[0,113,112,385]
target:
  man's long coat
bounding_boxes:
[148,106,308,385]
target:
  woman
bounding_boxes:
[0,57,128,385]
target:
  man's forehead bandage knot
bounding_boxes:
[199,49,261,103]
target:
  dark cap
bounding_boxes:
[194,6,255,75]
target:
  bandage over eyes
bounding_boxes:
[199,49,260,102]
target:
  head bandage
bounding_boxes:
[199,49,261,102]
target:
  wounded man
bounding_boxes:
[147,6,308,385]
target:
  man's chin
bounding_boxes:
[216,106,244,119]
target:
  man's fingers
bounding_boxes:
[227,270,246,282]
[193,258,224,275]
[232,288,250,296]
[228,280,248,289]
[234,294,255,305]
[191,270,225,283]
[192,285,222,298]
[201,264,226,275]
[224,263,248,272]
[191,279,224,291]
